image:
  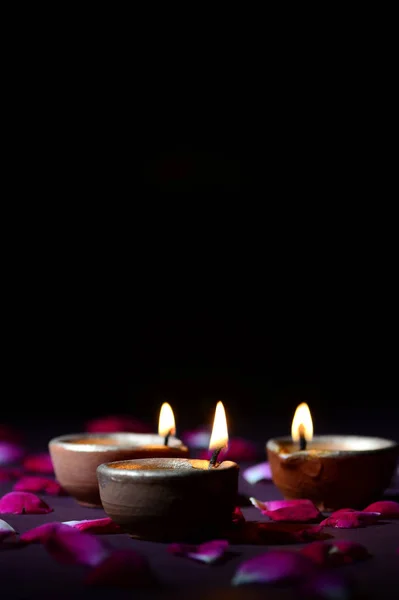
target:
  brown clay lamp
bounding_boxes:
[97,401,239,541]
[49,403,188,507]
[267,402,399,511]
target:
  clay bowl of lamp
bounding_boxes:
[267,403,399,511]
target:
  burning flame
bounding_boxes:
[291,402,313,442]
[158,402,176,437]
[209,401,229,451]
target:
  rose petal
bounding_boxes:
[320,510,380,529]
[13,476,66,496]
[0,491,53,514]
[168,540,229,564]
[243,462,272,484]
[299,571,354,600]
[300,540,370,566]
[181,427,210,449]
[199,437,259,461]
[62,517,121,534]
[363,501,399,518]
[250,497,321,522]
[0,519,17,542]
[0,442,25,465]
[23,453,54,474]
[86,415,152,434]
[232,550,317,586]
[85,550,155,587]
[0,467,24,482]
[232,507,245,525]
[21,522,109,566]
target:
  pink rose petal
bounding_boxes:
[62,517,121,534]
[0,442,25,465]
[13,476,66,496]
[300,540,370,566]
[0,467,24,482]
[199,437,259,461]
[243,462,272,484]
[0,491,52,514]
[86,415,152,434]
[85,550,155,587]
[0,519,17,542]
[320,510,380,529]
[363,501,399,518]
[232,550,317,586]
[250,497,321,522]
[21,522,109,566]
[168,540,229,564]
[181,427,210,449]
[23,453,54,474]
[229,522,328,545]
[232,507,245,525]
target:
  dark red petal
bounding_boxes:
[0,467,24,482]
[229,522,328,545]
[301,540,370,566]
[168,540,229,564]
[0,442,25,465]
[85,550,155,587]
[363,501,399,518]
[321,510,380,529]
[85,415,152,434]
[181,427,210,449]
[0,491,52,514]
[21,522,109,566]
[23,453,54,474]
[243,462,272,484]
[232,507,245,525]
[62,518,121,534]
[13,476,66,496]
[0,519,17,542]
[232,550,317,586]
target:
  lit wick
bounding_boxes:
[208,447,223,469]
[159,403,176,448]
[299,424,307,451]
[164,430,172,446]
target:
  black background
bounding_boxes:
[2,149,398,448]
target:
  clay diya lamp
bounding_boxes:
[49,403,189,507]
[267,403,399,511]
[97,401,239,541]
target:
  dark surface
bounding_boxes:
[1,456,398,599]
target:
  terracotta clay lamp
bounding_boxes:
[267,403,399,511]
[49,403,188,507]
[97,401,239,541]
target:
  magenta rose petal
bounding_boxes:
[232,550,317,586]
[181,427,210,449]
[0,467,24,482]
[85,550,155,587]
[168,540,229,564]
[299,571,354,600]
[0,442,25,465]
[250,497,321,522]
[13,476,66,496]
[23,453,54,474]
[321,510,380,529]
[363,501,399,518]
[0,519,17,542]
[199,437,258,461]
[62,518,121,534]
[243,462,272,484]
[85,415,152,434]
[301,540,370,566]
[21,522,110,566]
[0,491,52,515]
